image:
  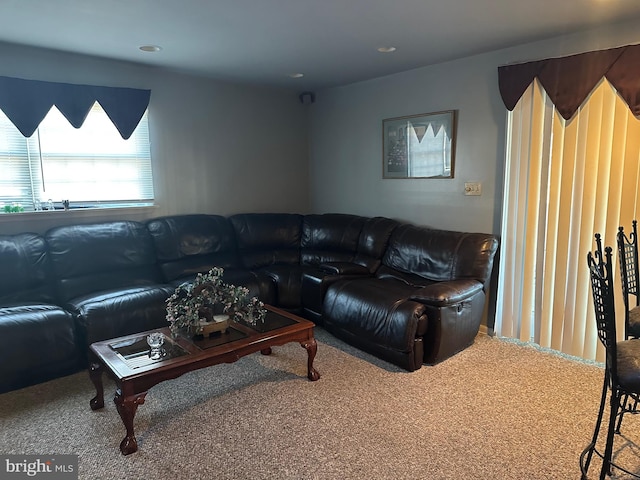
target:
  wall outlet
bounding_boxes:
[464,182,482,196]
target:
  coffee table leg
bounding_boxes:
[89,362,105,410]
[301,338,320,381]
[114,389,147,455]
[261,347,272,355]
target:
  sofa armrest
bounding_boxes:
[319,262,370,275]
[410,279,483,307]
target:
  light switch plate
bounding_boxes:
[464,182,482,196]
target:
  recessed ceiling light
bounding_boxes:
[288,73,304,78]
[377,47,397,53]
[139,45,162,53]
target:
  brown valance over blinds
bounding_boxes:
[498,44,640,120]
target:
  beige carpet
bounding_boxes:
[1,328,639,479]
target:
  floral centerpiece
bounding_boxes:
[165,267,267,337]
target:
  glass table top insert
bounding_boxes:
[109,311,298,368]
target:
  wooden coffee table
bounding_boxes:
[88,305,320,455]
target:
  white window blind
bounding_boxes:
[0,103,153,211]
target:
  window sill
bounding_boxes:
[0,205,159,224]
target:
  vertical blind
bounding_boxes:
[495,78,640,362]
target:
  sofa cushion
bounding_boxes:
[0,304,80,393]
[353,217,400,272]
[147,214,276,303]
[219,269,277,305]
[0,233,56,305]
[410,279,484,307]
[300,214,365,265]
[46,221,163,302]
[229,213,302,268]
[146,214,240,282]
[259,264,306,309]
[68,285,175,348]
[382,225,498,284]
[375,265,437,287]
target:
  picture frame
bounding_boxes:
[383,110,457,179]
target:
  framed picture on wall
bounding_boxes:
[382,110,457,179]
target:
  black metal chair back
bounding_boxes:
[617,220,640,338]
[588,234,618,384]
[582,233,640,479]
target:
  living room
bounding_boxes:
[3,2,640,478]
[1,12,638,325]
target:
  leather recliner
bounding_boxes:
[0,233,81,393]
[322,224,499,370]
[301,216,400,323]
[45,221,175,350]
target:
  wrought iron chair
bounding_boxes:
[617,220,640,339]
[580,234,640,479]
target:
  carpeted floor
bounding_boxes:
[1,328,639,479]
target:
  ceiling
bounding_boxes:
[2,0,640,91]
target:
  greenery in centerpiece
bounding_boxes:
[165,267,267,337]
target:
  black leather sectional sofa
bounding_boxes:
[0,213,498,393]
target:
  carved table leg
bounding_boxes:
[89,362,105,410]
[114,388,147,455]
[301,338,320,381]
[261,347,272,355]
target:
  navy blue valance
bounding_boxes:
[0,76,151,139]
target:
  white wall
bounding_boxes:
[308,19,640,236]
[3,20,640,240]
[0,42,309,235]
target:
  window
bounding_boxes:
[495,78,640,363]
[0,103,153,211]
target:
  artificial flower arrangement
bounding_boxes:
[165,267,267,337]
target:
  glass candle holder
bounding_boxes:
[147,332,165,360]
[147,332,164,349]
